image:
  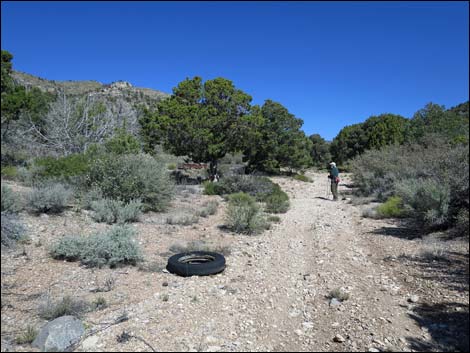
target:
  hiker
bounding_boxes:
[328,162,340,201]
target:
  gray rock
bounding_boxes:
[409,295,419,303]
[32,316,84,352]
[330,298,342,307]
[333,334,346,342]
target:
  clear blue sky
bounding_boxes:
[2,1,468,140]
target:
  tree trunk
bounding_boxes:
[209,159,218,180]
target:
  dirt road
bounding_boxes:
[2,173,468,352]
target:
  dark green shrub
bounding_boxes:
[104,129,141,155]
[264,186,290,213]
[86,153,174,211]
[90,198,142,224]
[204,175,277,200]
[50,225,143,268]
[27,182,73,214]
[1,166,17,180]
[376,196,406,218]
[203,181,223,195]
[33,153,92,181]
[226,192,265,234]
[1,212,28,247]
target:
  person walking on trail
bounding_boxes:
[328,162,340,201]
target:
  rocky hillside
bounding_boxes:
[12,70,169,103]
[4,71,170,154]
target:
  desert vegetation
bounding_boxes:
[1,47,468,352]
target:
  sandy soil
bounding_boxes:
[1,173,468,352]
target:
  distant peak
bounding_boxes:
[109,80,133,89]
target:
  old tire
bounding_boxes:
[166,251,225,277]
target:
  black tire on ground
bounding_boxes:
[166,251,226,277]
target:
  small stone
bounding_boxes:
[372,339,385,346]
[333,334,346,343]
[294,329,303,336]
[162,281,169,287]
[368,348,380,352]
[205,336,218,344]
[409,295,419,303]
[302,322,314,329]
[329,298,342,307]
[331,322,340,328]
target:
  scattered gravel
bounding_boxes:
[1,173,468,352]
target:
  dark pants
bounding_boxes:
[331,181,339,201]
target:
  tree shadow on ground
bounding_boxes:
[406,301,469,352]
[397,250,469,293]
[369,219,423,240]
[396,248,469,351]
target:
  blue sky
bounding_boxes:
[2,1,468,140]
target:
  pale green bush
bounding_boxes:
[197,200,218,217]
[166,214,199,225]
[351,141,469,232]
[396,178,450,227]
[1,184,19,212]
[50,225,143,268]
[226,192,265,234]
[1,212,28,247]
[90,198,142,224]
[27,182,73,214]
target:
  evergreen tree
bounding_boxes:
[309,133,331,168]
[244,100,312,173]
[139,76,254,176]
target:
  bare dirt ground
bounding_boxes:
[1,172,468,352]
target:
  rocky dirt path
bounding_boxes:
[76,173,437,352]
[2,173,468,352]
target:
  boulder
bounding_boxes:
[32,316,84,352]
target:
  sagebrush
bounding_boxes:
[90,198,142,224]
[1,184,19,212]
[1,212,28,247]
[351,141,469,231]
[226,192,266,234]
[50,225,143,268]
[27,182,73,214]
